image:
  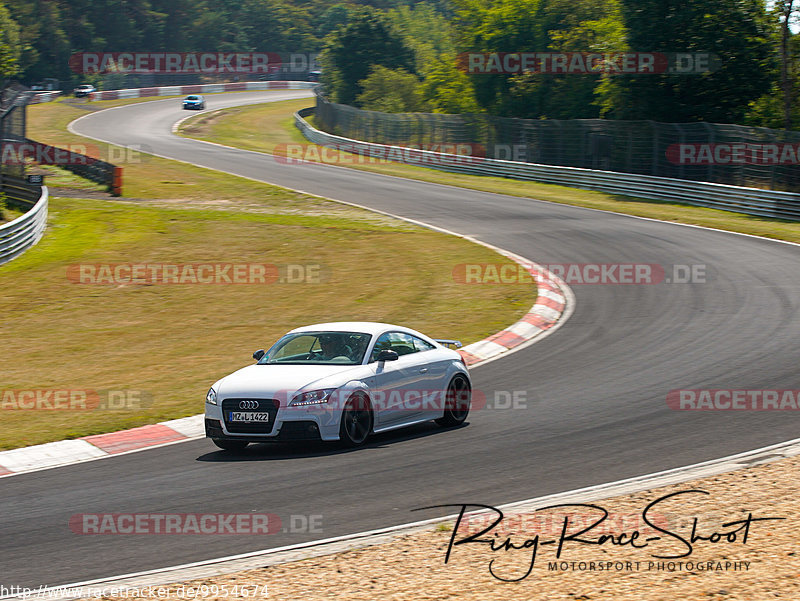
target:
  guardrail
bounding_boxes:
[90,80,316,101]
[1,175,43,208]
[0,184,48,265]
[27,91,62,104]
[10,138,122,195]
[295,108,800,222]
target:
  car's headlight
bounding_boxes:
[291,388,336,406]
[206,387,217,405]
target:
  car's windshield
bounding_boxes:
[186,95,199,100]
[259,331,371,365]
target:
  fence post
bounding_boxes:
[112,167,123,196]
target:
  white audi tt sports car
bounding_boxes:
[204,322,471,450]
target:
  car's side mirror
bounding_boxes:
[376,349,399,362]
[253,349,265,361]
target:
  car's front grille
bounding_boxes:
[221,398,280,434]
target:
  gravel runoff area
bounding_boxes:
[72,451,799,601]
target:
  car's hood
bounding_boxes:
[217,364,363,400]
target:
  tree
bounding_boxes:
[0,1,22,78]
[450,0,550,116]
[315,3,351,39]
[420,58,483,113]
[319,7,416,105]
[612,0,776,123]
[356,65,427,112]
[448,0,627,119]
[780,0,795,129]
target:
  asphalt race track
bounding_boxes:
[3,90,800,588]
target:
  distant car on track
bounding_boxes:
[182,94,205,110]
[204,322,471,450]
[74,84,96,97]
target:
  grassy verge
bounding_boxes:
[180,98,800,244]
[1,204,24,224]
[0,97,536,450]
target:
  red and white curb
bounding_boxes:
[88,80,315,101]
[458,251,569,367]
[0,415,204,478]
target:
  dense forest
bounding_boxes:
[1,0,799,128]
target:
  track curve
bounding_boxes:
[3,90,800,588]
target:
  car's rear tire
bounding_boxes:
[339,394,372,447]
[212,438,249,451]
[436,376,471,427]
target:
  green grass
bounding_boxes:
[1,205,24,224]
[34,164,108,191]
[180,98,800,245]
[0,96,538,450]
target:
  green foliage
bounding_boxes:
[1,0,335,85]
[356,65,428,112]
[386,4,456,74]
[611,0,776,123]
[450,0,549,116]
[447,0,629,118]
[319,7,416,106]
[0,1,23,78]
[742,6,800,129]
[315,3,351,39]
[420,58,483,113]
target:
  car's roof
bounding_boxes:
[288,322,427,337]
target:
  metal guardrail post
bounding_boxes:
[112,167,123,196]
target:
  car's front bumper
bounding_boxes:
[205,400,341,442]
[205,418,323,441]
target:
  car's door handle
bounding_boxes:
[419,368,428,373]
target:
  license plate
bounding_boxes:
[228,411,270,422]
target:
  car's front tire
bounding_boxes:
[212,438,249,451]
[436,376,471,427]
[339,394,373,447]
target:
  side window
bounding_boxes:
[411,336,435,352]
[370,332,419,361]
